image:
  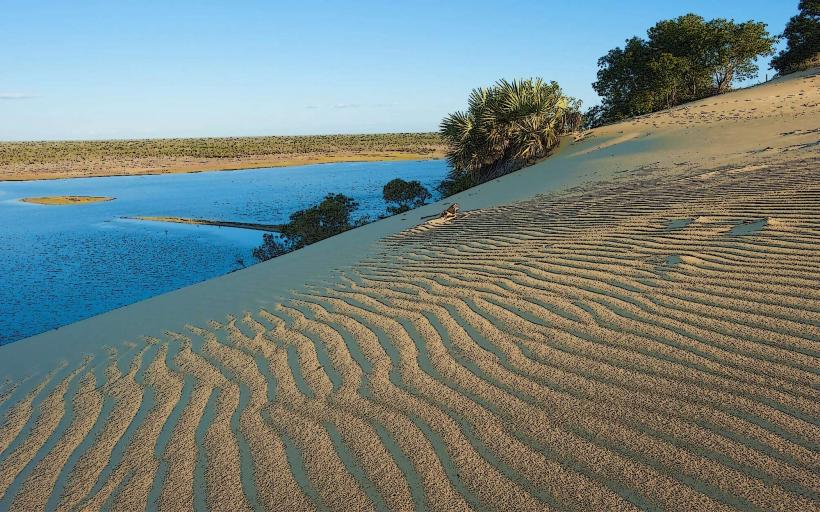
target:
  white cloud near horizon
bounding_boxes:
[0,92,37,100]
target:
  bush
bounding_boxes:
[253,193,366,262]
[439,78,580,196]
[382,178,432,214]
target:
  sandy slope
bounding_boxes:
[0,70,818,511]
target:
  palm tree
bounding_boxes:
[439,78,580,195]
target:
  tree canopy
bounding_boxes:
[592,14,776,124]
[253,193,364,261]
[382,178,432,214]
[771,1,820,74]
[439,78,580,196]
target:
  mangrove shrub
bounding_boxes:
[253,193,365,262]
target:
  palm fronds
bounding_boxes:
[439,78,581,195]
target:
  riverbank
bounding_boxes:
[0,133,445,181]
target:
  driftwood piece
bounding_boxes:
[421,203,459,220]
[421,203,460,224]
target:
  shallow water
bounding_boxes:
[0,160,447,344]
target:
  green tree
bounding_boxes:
[253,193,365,262]
[593,14,776,122]
[771,1,820,74]
[705,19,778,93]
[647,14,716,98]
[593,37,663,121]
[439,78,579,196]
[382,178,432,214]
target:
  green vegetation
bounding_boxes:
[0,133,442,167]
[591,14,777,125]
[252,193,366,261]
[771,1,820,75]
[382,178,432,214]
[439,78,581,196]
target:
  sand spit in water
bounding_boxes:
[19,196,114,205]
[0,71,819,510]
[128,216,283,232]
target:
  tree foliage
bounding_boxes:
[382,178,432,214]
[439,78,580,196]
[252,193,365,262]
[592,14,776,124]
[771,1,820,74]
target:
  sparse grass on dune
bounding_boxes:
[0,133,445,181]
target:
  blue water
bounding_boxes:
[0,159,447,344]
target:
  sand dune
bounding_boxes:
[0,70,818,510]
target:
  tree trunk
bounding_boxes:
[716,65,734,94]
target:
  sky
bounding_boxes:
[0,0,797,141]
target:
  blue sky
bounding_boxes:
[0,1,796,141]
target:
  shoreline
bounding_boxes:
[0,133,446,182]
[0,151,446,182]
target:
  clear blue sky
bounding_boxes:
[0,0,795,141]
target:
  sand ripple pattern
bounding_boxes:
[1,151,819,508]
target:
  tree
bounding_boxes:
[382,178,432,214]
[439,78,579,196]
[705,19,777,93]
[593,37,665,121]
[593,14,776,123]
[253,193,365,262]
[771,1,820,74]
[252,233,289,262]
[647,14,716,99]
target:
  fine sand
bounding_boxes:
[0,70,818,511]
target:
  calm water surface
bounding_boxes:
[0,159,447,344]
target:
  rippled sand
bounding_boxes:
[0,71,818,510]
